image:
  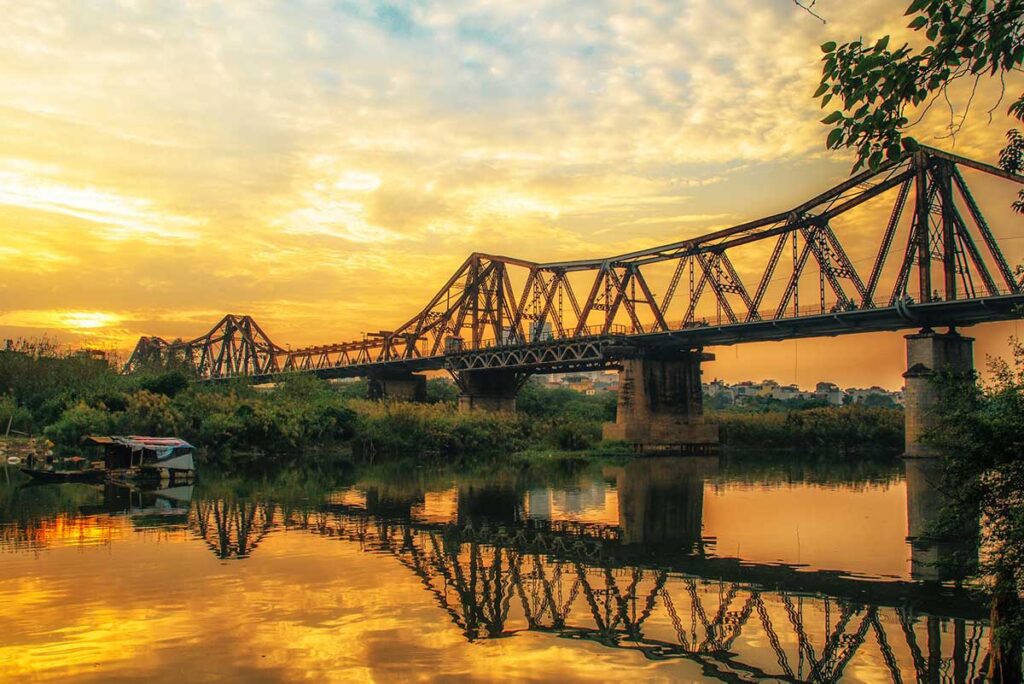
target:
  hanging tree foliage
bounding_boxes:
[815,0,1024,210]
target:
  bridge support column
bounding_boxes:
[903,328,974,457]
[367,371,427,402]
[454,369,522,412]
[602,348,718,453]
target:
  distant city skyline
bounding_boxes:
[546,368,905,400]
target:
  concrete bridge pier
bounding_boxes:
[602,347,718,453]
[903,328,974,457]
[454,369,524,412]
[367,371,427,402]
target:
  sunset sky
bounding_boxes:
[2,0,1021,389]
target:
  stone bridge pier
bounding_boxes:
[602,346,718,453]
[367,371,427,402]
[453,369,525,412]
[903,328,974,457]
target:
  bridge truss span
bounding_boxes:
[126,147,1024,381]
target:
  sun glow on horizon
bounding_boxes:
[59,311,121,330]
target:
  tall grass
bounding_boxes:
[715,405,904,452]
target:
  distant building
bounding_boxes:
[814,382,844,406]
[550,371,903,407]
[545,370,617,393]
[705,379,735,402]
[732,381,759,397]
[770,383,809,401]
[846,385,902,406]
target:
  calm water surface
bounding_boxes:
[0,455,988,682]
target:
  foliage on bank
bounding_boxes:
[347,379,617,459]
[3,342,908,464]
[714,405,904,453]
[0,348,617,462]
[927,339,1024,678]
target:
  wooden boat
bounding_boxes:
[20,467,106,483]
[19,436,197,486]
[83,435,196,483]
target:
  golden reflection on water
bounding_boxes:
[0,458,991,682]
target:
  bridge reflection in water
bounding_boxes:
[189,458,988,683]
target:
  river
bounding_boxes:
[0,454,988,682]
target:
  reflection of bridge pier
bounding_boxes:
[457,483,524,527]
[905,457,976,583]
[364,486,423,520]
[616,456,717,548]
[602,348,718,452]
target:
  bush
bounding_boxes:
[517,380,616,422]
[139,371,189,398]
[43,401,117,448]
[118,390,185,435]
[714,405,903,452]
[546,415,601,451]
[0,395,34,435]
[349,400,531,460]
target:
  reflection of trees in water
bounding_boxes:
[186,496,991,682]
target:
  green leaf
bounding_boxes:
[821,41,837,53]
[875,36,890,52]
[813,82,830,97]
[827,128,844,149]
[909,16,928,29]
[822,111,844,124]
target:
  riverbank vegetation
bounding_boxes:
[714,405,904,453]
[1,342,903,466]
[927,339,1024,679]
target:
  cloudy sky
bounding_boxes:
[1,0,1021,387]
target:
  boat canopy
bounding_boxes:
[83,435,195,472]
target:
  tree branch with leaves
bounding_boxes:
[816,0,1024,211]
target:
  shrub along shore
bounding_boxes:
[1,345,904,468]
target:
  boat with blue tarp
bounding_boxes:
[20,435,196,484]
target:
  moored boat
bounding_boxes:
[20,467,106,483]
[83,435,196,483]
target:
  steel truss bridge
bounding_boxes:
[189,497,991,683]
[126,147,1024,382]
